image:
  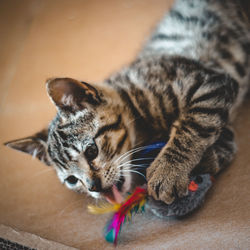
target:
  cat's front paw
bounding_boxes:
[146,159,189,204]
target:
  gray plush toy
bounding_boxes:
[146,174,213,218]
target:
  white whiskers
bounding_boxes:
[114,145,149,165]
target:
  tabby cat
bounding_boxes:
[5,0,250,206]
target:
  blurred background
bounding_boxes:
[0,0,249,249]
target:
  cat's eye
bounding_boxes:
[85,143,98,161]
[65,175,78,185]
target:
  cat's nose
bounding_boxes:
[88,177,102,192]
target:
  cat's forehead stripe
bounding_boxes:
[95,115,121,139]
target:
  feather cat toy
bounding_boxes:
[88,142,213,244]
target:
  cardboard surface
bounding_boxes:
[0,0,249,249]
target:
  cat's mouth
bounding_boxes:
[101,167,147,204]
[102,185,124,204]
[101,174,127,203]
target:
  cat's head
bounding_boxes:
[5,78,137,201]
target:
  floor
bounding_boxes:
[0,1,249,250]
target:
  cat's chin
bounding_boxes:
[88,191,101,199]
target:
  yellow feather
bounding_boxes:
[88,202,120,214]
[127,211,132,221]
[138,199,146,210]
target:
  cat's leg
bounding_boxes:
[146,120,218,204]
[146,72,239,204]
[192,126,237,176]
[147,127,236,218]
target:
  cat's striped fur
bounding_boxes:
[6,0,250,205]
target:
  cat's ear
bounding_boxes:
[4,129,51,166]
[46,78,102,111]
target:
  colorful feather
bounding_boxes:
[88,187,147,244]
[105,187,147,244]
